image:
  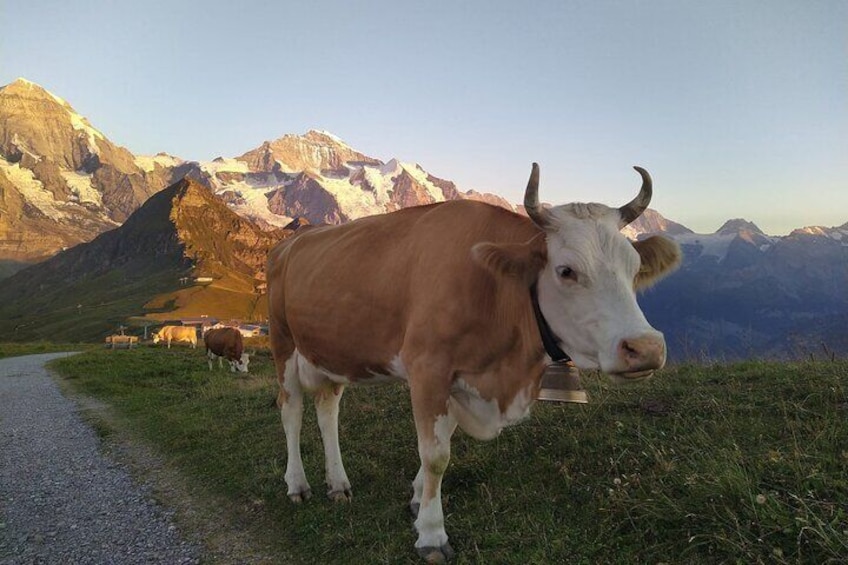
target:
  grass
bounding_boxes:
[0,341,89,359]
[48,348,848,564]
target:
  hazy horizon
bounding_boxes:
[1,1,845,236]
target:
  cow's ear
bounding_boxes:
[472,239,546,286]
[631,235,682,289]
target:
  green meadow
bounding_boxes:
[28,346,848,563]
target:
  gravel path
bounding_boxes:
[0,353,201,565]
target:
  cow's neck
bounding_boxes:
[530,281,571,364]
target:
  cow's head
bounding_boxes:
[230,353,250,373]
[475,164,681,380]
[152,332,161,344]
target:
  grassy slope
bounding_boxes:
[0,342,89,358]
[0,269,263,342]
[50,350,848,564]
[0,268,185,342]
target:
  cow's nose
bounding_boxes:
[618,335,666,372]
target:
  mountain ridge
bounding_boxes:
[0,177,287,340]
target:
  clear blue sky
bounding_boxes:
[1,0,845,234]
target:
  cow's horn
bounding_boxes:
[618,166,653,227]
[524,163,554,230]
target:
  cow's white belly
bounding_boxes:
[449,378,534,440]
[293,350,407,391]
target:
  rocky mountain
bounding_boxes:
[0,78,179,265]
[621,209,693,240]
[0,178,287,341]
[0,79,512,266]
[181,132,514,228]
[634,217,848,361]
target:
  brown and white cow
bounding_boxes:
[204,327,250,373]
[152,325,197,349]
[266,164,681,562]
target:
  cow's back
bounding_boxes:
[205,327,243,359]
[267,200,542,379]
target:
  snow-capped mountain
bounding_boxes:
[0,78,178,262]
[181,130,513,228]
[789,222,848,241]
[635,217,848,361]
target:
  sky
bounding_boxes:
[1,0,845,235]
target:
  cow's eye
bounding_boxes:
[556,266,577,281]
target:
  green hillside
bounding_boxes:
[0,179,284,342]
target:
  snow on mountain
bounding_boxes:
[189,131,515,227]
[134,152,184,173]
[0,157,64,221]
[620,209,693,240]
[790,223,848,243]
[60,170,104,207]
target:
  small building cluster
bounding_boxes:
[164,316,268,337]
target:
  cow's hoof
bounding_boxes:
[410,502,420,518]
[416,543,454,563]
[327,488,352,503]
[288,488,312,503]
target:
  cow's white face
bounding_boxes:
[231,353,250,373]
[537,203,667,378]
[152,332,161,344]
[518,164,680,380]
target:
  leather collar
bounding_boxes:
[530,282,572,363]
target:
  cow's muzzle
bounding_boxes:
[607,334,666,380]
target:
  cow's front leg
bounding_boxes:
[279,354,312,502]
[410,380,457,563]
[315,385,352,502]
[410,465,424,517]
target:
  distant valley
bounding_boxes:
[0,78,845,360]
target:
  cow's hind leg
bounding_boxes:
[315,385,352,502]
[278,351,312,502]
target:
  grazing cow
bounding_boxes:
[152,325,197,349]
[204,327,250,373]
[266,164,681,562]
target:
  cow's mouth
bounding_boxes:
[607,369,655,383]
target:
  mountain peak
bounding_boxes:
[236,129,381,174]
[1,77,68,107]
[716,218,764,235]
[303,129,347,145]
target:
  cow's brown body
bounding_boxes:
[267,165,681,561]
[204,327,249,372]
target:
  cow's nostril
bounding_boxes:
[617,335,666,373]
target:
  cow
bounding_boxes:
[266,164,682,562]
[204,327,250,373]
[152,325,197,349]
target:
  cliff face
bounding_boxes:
[0,79,176,261]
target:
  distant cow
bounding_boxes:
[152,325,197,348]
[267,163,681,561]
[204,327,250,373]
